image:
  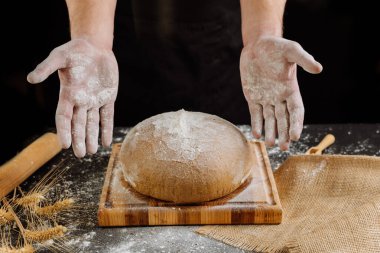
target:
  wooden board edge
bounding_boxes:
[97,144,120,224]
[99,206,282,227]
[98,205,282,227]
[255,141,282,211]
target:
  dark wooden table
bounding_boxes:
[18,124,380,252]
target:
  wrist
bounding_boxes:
[242,24,282,46]
[240,0,285,46]
[66,0,116,51]
[71,33,114,51]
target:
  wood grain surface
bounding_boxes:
[0,133,62,199]
[98,141,282,226]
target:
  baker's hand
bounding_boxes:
[240,36,322,150]
[27,38,119,157]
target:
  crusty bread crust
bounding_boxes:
[120,110,253,203]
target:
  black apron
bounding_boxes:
[113,0,249,126]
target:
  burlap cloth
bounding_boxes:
[197,155,380,253]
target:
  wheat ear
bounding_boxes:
[0,244,35,253]
[34,198,74,217]
[24,225,67,242]
[0,208,14,225]
[14,193,45,208]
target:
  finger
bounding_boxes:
[248,103,263,139]
[284,42,323,74]
[100,103,114,147]
[86,108,100,155]
[72,107,87,158]
[287,93,304,141]
[275,102,290,150]
[27,48,66,84]
[263,105,276,147]
[55,101,73,149]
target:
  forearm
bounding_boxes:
[240,0,286,45]
[66,0,117,49]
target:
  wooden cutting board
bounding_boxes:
[98,141,282,226]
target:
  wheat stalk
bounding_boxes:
[24,225,67,242]
[1,199,35,252]
[0,244,35,253]
[15,160,70,209]
[34,198,74,217]
[1,160,77,252]
[0,209,14,225]
[14,193,45,208]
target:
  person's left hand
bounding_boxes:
[240,36,322,150]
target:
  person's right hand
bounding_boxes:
[27,38,119,158]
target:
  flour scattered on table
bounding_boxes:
[66,231,96,250]
[340,139,375,155]
[108,241,136,253]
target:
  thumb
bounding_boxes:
[284,42,323,74]
[27,48,66,84]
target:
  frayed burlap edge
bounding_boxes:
[196,226,287,253]
[196,155,380,253]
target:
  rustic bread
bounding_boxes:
[119,109,253,203]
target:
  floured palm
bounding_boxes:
[27,39,119,157]
[240,36,322,150]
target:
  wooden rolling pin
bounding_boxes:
[0,133,62,199]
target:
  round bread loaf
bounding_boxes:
[119,109,253,203]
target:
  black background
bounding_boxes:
[0,0,379,163]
